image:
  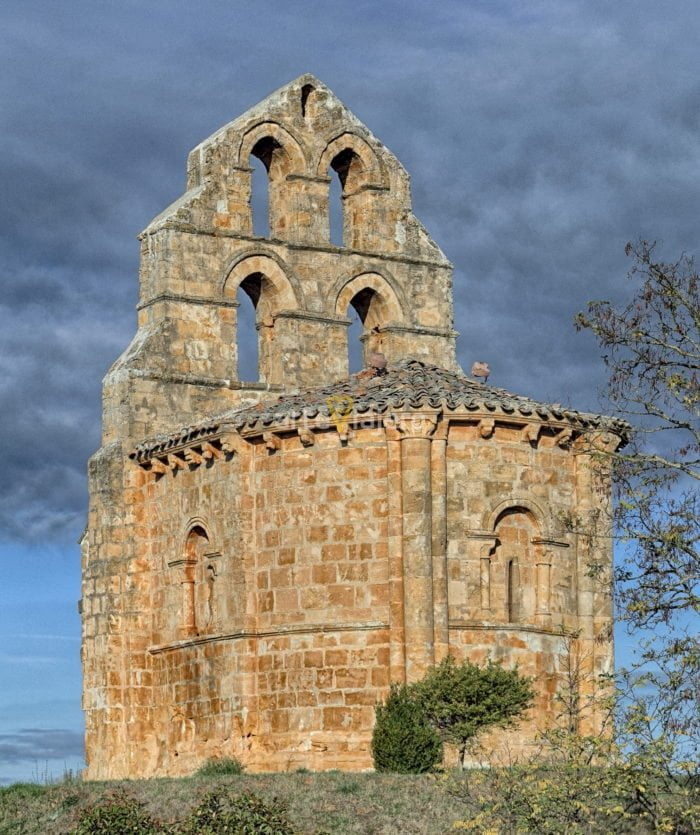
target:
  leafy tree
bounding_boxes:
[371,682,443,773]
[574,240,699,629]
[414,657,534,767]
[574,240,699,790]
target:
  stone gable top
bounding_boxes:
[130,360,629,463]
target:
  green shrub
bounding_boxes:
[415,656,534,766]
[180,789,295,834]
[371,683,443,774]
[195,756,245,777]
[73,788,160,834]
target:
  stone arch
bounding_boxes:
[485,498,547,536]
[237,121,307,174]
[179,516,213,558]
[334,271,406,325]
[238,122,308,239]
[316,131,387,191]
[222,251,301,314]
[487,501,544,625]
[175,519,221,637]
[222,252,301,383]
[177,522,210,638]
[334,271,405,370]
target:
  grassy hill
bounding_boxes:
[0,771,464,834]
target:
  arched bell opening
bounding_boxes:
[345,287,386,371]
[249,154,270,237]
[236,276,261,382]
[328,148,364,247]
[236,272,275,383]
[249,136,295,239]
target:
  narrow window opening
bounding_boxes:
[347,312,364,373]
[347,287,380,373]
[328,148,362,247]
[250,155,269,237]
[507,559,518,623]
[183,526,209,637]
[250,137,282,238]
[301,83,315,117]
[329,170,343,246]
[237,274,262,382]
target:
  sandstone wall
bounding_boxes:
[82,414,614,778]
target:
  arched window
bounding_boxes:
[236,277,260,382]
[506,559,519,623]
[345,287,384,371]
[250,154,270,237]
[493,508,537,624]
[224,254,300,386]
[250,137,285,239]
[300,83,315,118]
[328,148,363,247]
[235,271,277,384]
[328,169,343,246]
[181,525,209,638]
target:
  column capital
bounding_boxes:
[386,409,441,440]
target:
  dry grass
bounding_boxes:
[0,771,465,834]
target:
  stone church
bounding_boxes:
[81,75,626,778]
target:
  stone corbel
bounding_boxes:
[263,432,281,452]
[149,458,169,475]
[555,428,573,449]
[202,441,223,460]
[478,418,495,439]
[219,431,240,456]
[298,428,315,447]
[586,430,621,453]
[168,453,186,471]
[184,448,204,467]
[521,423,541,445]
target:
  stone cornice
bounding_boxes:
[139,223,453,270]
[448,620,569,637]
[149,620,389,655]
[137,293,240,312]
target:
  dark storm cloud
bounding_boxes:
[2,0,700,543]
[0,729,83,764]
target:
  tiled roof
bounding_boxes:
[131,360,628,461]
[225,359,627,432]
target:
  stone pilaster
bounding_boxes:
[392,410,439,682]
[430,421,449,662]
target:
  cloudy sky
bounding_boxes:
[2,0,699,782]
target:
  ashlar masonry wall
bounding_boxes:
[82,407,616,778]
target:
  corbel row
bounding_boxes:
[139,433,240,479]
[475,417,577,449]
